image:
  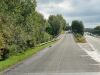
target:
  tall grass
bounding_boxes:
[74,34,86,43]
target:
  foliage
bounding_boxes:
[92,26,100,35]
[0,40,56,71]
[71,20,84,36]
[47,15,68,36]
[0,0,52,60]
[0,0,68,60]
[74,34,86,43]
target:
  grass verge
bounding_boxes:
[74,34,86,43]
[0,40,57,71]
[61,31,65,34]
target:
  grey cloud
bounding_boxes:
[37,0,100,28]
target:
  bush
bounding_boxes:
[74,34,86,43]
[0,0,67,61]
[0,48,9,60]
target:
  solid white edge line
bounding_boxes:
[78,43,100,63]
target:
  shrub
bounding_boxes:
[0,48,9,60]
[74,34,86,43]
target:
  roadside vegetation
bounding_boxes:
[74,34,86,43]
[71,20,86,43]
[92,26,100,36]
[0,40,57,71]
[85,26,100,36]
[0,0,68,70]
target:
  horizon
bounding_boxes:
[36,0,100,28]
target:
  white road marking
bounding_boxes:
[78,43,100,63]
[78,35,100,63]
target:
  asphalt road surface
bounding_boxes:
[86,35,100,53]
[3,33,100,75]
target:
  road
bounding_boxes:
[86,35,100,53]
[3,33,100,75]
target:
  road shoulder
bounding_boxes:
[78,36,100,63]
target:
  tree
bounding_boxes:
[71,20,84,35]
[0,0,52,60]
[47,14,67,36]
[92,26,100,35]
[0,0,68,60]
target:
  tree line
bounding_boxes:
[85,26,100,36]
[71,20,100,37]
[92,26,100,36]
[0,0,68,60]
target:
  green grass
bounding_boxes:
[0,40,57,71]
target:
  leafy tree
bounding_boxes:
[71,20,84,36]
[0,0,68,60]
[0,0,48,58]
[47,15,67,36]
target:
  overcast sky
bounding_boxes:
[36,0,100,28]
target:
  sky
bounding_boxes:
[36,0,100,28]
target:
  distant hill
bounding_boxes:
[84,28,93,32]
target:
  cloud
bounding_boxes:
[36,0,100,28]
